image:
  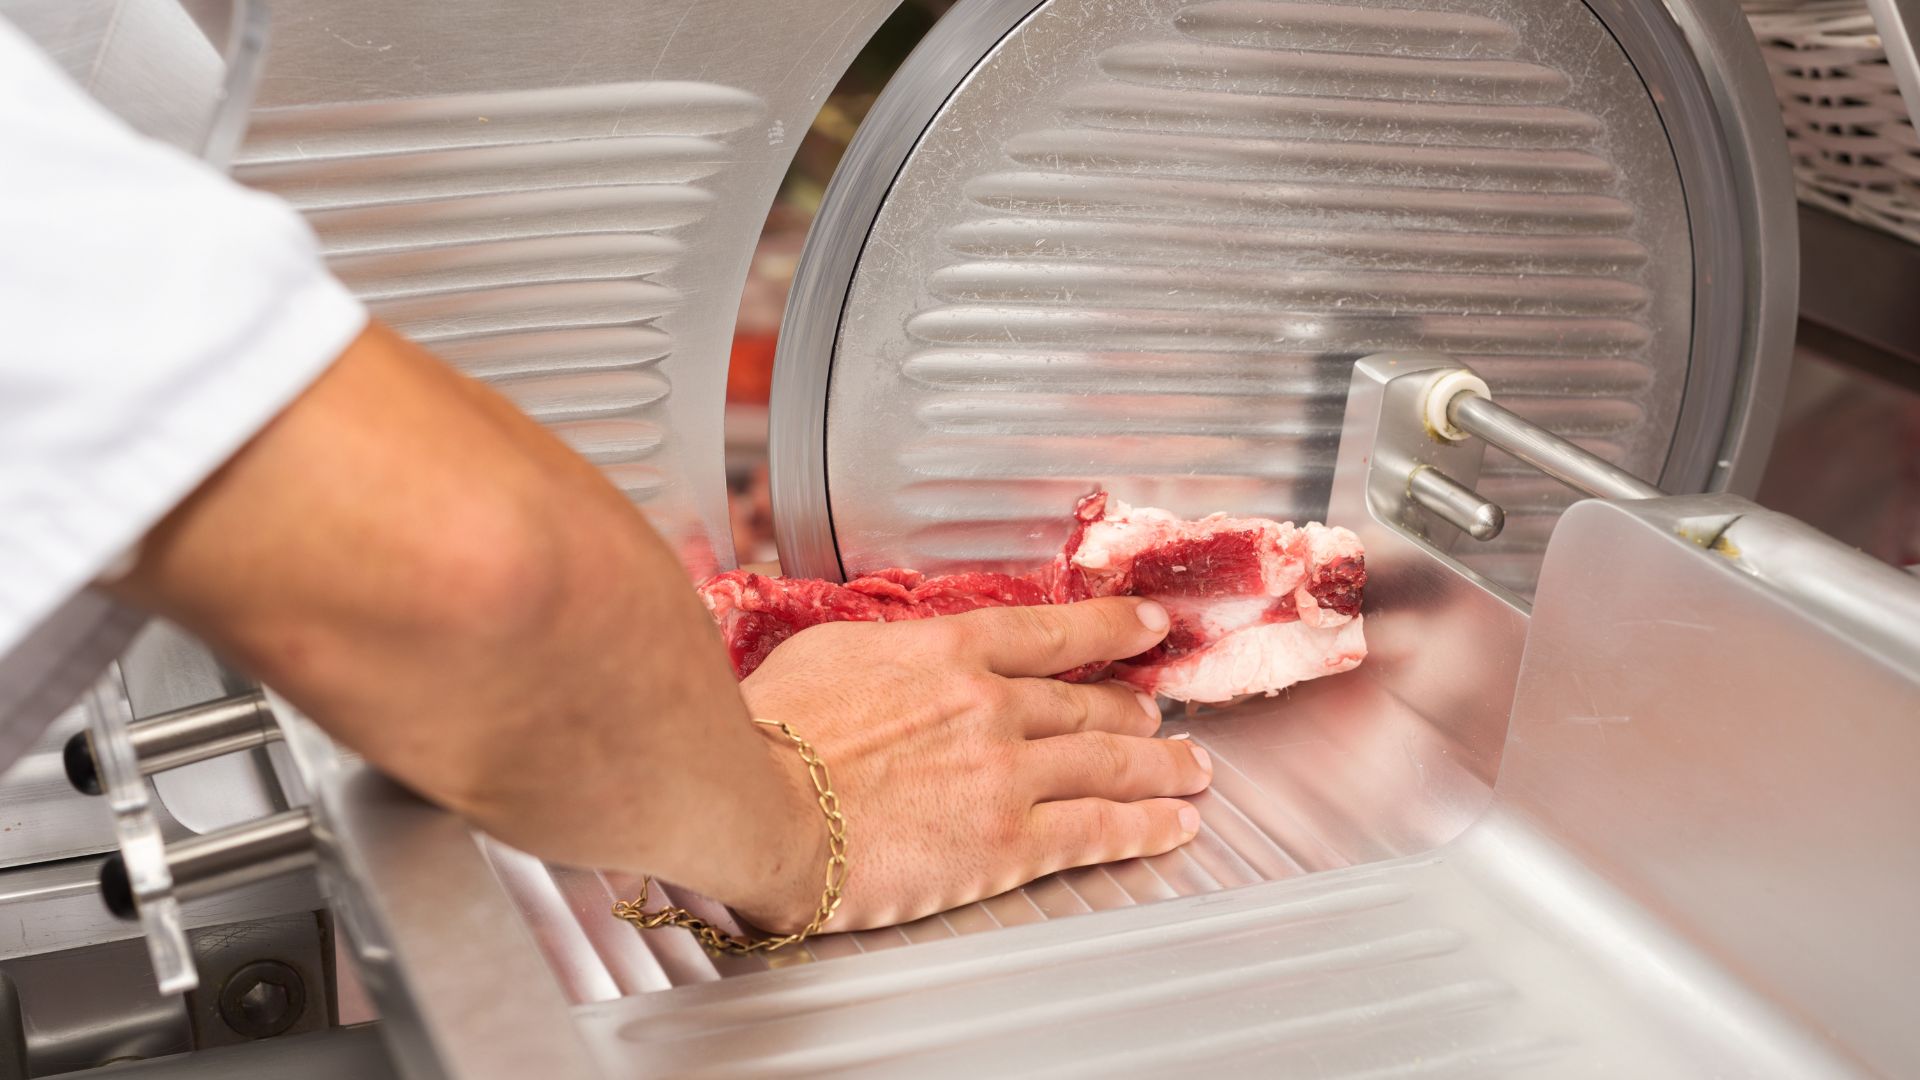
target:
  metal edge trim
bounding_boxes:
[1643,0,1799,496]
[1573,0,1761,497]
[264,694,603,1080]
[769,0,1052,581]
[201,0,271,172]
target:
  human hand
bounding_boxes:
[732,597,1213,933]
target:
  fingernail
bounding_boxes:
[1136,600,1170,633]
[1178,803,1201,836]
[1190,744,1211,774]
[1135,691,1161,722]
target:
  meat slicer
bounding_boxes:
[2,0,1917,1076]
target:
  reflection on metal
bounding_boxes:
[773,0,1053,578]
[0,909,333,1072]
[0,936,191,1072]
[120,623,289,844]
[1330,357,1529,779]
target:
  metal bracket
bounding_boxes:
[1333,354,1508,567]
[65,691,277,796]
[1327,356,1530,784]
[78,681,316,996]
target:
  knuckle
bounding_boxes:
[1061,685,1093,733]
[1085,801,1123,849]
[986,736,1022,776]
[1051,806,1099,855]
[1019,607,1071,659]
[1088,597,1136,641]
[1165,740,1194,777]
[1106,685,1149,734]
[989,808,1028,850]
[1091,732,1134,783]
[965,674,1011,713]
[914,617,966,653]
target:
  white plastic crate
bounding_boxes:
[1745,0,1920,244]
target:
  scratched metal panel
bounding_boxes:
[823,0,1695,594]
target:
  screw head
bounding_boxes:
[218,960,306,1039]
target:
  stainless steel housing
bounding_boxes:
[11,1,1913,1077]
[248,345,1920,1075]
[773,0,1797,594]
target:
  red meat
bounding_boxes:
[697,492,1366,703]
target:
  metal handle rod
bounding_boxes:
[1448,393,1663,501]
[64,690,278,795]
[132,690,277,775]
[100,808,315,919]
[1408,465,1505,541]
[168,808,316,904]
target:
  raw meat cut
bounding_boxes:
[697,493,1366,703]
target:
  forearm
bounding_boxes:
[108,322,816,906]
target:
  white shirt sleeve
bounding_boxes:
[0,19,367,768]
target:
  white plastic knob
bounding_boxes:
[1424,370,1492,441]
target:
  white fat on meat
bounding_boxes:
[1076,496,1367,703]
[1119,619,1366,704]
[1073,501,1309,596]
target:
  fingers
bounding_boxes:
[1023,730,1212,803]
[1012,677,1161,739]
[1028,798,1201,871]
[942,597,1171,678]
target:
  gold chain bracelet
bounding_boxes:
[611,718,849,956]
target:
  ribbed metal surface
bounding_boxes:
[823,0,1695,593]
[582,858,1555,1077]
[490,665,1494,999]
[486,724,1287,995]
[566,844,1769,1077]
[234,80,763,573]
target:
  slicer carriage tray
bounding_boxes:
[487,672,1487,999]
